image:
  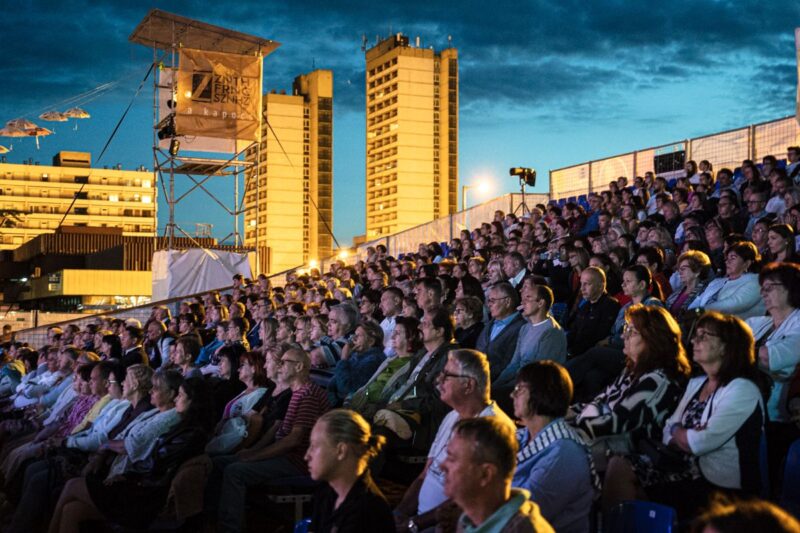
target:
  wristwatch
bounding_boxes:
[408,518,419,533]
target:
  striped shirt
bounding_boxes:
[277,381,329,471]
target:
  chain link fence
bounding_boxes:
[550,115,800,199]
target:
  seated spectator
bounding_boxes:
[666,251,714,333]
[119,326,148,368]
[11,347,62,408]
[494,284,567,395]
[747,262,800,491]
[565,266,620,357]
[635,246,671,300]
[207,345,246,422]
[144,320,175,369]
[327,320,386,407]
[476,281,526,379]
[306,409,394,532]
[2,363,104,483]
[196,322,227,367]
[453,296,484,349]
[441,417,555,533]
[689,241,765,319]
[569,305,690,469]
[765,223,799,263]
[567,265,664,401]
[394,349,515,532]
[744,187,770,239]
[511,361,597,533]
[379,287,403,356]
[292,316,315,352]
[50,374,211,532]
[212,347,329,533]
[603,312,766,520]
[503,251,529,288]
[690,496,800,533]
[347,316,422,418]
[206,351,270,455]
[314,303,357,368]
[172,335,203,379]
[414,277,444,315]
[371,308,456,455]
[6,361,127,532]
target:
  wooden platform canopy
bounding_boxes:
[129,8,280,56]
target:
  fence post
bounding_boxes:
[749,124,756,160]
[633,151,638,178]
[588,161,594,193]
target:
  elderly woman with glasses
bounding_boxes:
[603,312,767,520]
[567,305,690,470]
[747,262,800,492]
[689,241,765,320]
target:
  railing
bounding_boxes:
[10,192,552,347]
[549,114,800,199]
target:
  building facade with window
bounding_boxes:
[365,34,458,238]
[0,151,156,251]
[244,69,333,274]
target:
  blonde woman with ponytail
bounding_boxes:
[305,409,394,532]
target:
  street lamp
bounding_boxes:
[461,181,491,211]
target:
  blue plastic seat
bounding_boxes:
[294,518,312,533]
[567,196,577,204]
[605,500,676,533]
[781,439,800,517]
[667,178,678,190]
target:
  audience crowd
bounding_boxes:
[1,150,800,532]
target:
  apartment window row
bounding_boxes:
[367,69,398,90]
[368,57,398,78]
[368,93,398,113]
[368,173,397,189]
[367,146,398,164]
[368,84,398,103]
[367,122,399,139]
[368,108,398,128]
[368,134,398,152]
[368,185,397,200]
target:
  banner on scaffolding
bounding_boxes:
[175,48,262,141]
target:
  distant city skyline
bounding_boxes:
[2,1,798,246]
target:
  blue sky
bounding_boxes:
[1,0,798,245]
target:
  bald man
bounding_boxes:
[564,267,620,358]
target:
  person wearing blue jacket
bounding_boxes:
[327,321,386,407]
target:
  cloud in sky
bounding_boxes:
[1,0,798,243]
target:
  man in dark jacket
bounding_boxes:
[120,326,149,368]
[475,282,526,381]
[565,267,620,358]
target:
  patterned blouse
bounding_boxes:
[54,394,100,439]
[573,369,685,444]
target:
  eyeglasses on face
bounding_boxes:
[760,282,784,293]
[692,330,719,342]
[437,371,474,382]
[277,359,302,367]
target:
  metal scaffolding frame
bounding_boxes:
[128,9,279,261]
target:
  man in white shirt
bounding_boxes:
[395,348,515,532]
[379,287,403,357]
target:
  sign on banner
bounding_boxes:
[176,49,262,141]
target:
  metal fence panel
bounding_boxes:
[690,127,749,173]
[754,117,800,160]
[591,153,635,192]
[551,164,590,199]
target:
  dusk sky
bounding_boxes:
[2,1,799,246]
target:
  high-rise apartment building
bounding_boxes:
[365,34,458,238]
[244,70,333,274]
[0,151,156,251]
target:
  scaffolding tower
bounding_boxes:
[128,10,279,269]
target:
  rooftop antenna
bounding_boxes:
[448,35,453,48]
[361,34,368,52]
[312,57,316,69]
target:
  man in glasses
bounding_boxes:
[214,348,329,533]
[476,282,526,381]
[395,349,515,533]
